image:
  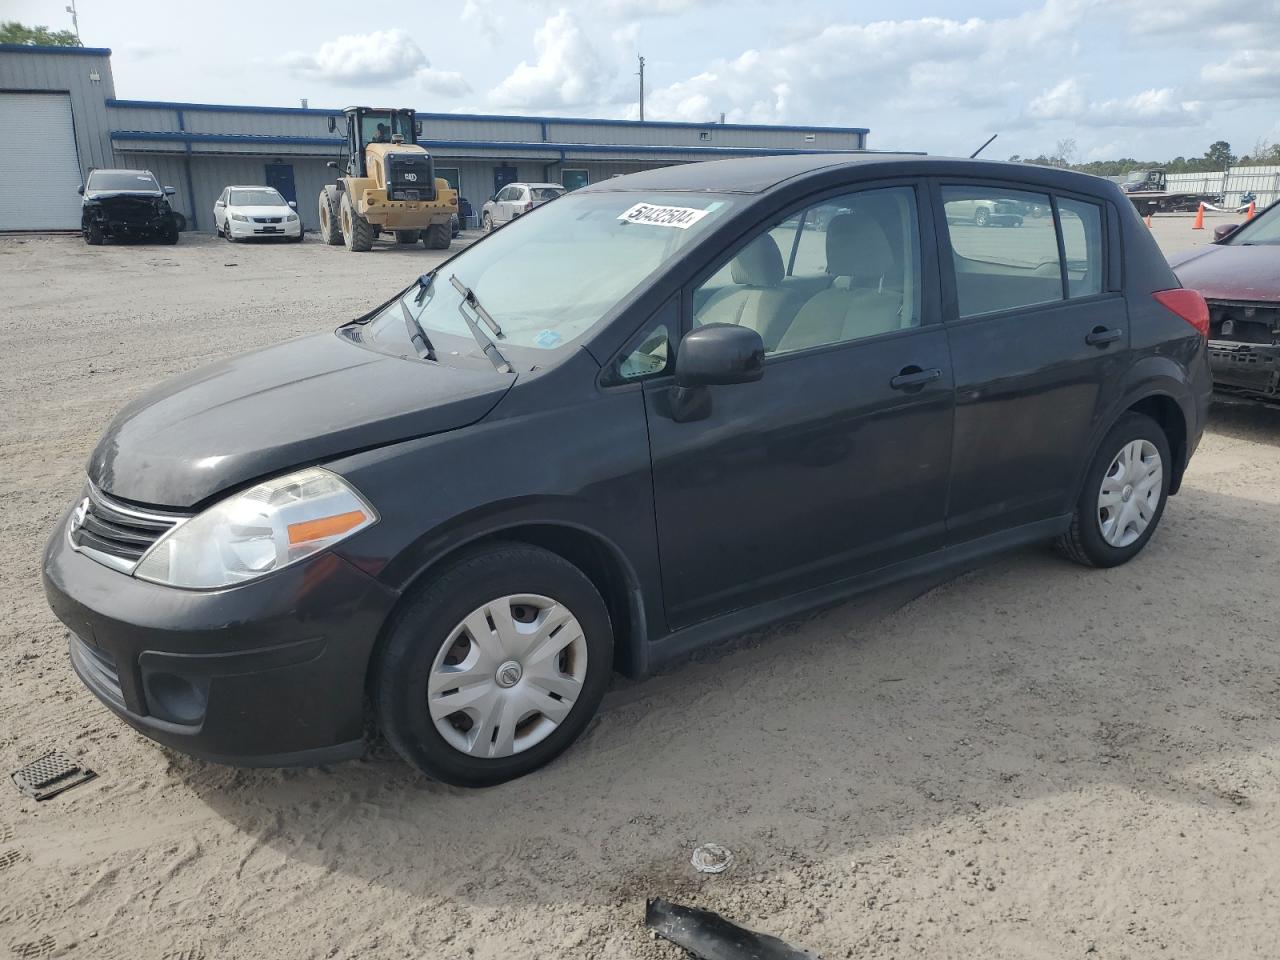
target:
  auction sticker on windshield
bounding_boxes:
[618,203,712,229]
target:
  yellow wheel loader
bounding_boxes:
[318,106,457,252]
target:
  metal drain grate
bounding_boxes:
[11,751,96,801]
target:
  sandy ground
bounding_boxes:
[1,222,1278,960]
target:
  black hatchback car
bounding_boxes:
[80,168,180,245]
[44,155,1211,786]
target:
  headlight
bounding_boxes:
[231,213,248,222]
[134,467,377,589]
[287,214,298,222]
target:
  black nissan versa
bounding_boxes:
[43,155,1212,787]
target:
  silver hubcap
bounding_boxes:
[1097,439,1162,547]
[428,594,588,759]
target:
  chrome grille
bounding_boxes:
[68,484,187,573]
[69,633,126,711]
[252,216,283,224]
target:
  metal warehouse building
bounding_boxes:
[0,44,870,233]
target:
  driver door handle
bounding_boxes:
[890,366,942,390]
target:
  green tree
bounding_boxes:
[0,21,81,46]
[1204,140,1236,169]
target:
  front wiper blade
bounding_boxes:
[450,275,503,337]
[399,298,436,361]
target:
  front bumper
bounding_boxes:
[1208,339,1280,398]
[42,507,398,766]
[227,218,302,239]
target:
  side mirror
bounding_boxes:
[214,200,224,207]
[77,184,84,195]
[327,116,337,133]
[1213,223,1239,242]
[675,324,765,388]
[326,160,338,169]
[288,200,298,208]
[163,186,176,196]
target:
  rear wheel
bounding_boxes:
[974,208,990,227]
[1057,413,1171,568]
[373,543,613,786]
[318,187,343,245]
[395,230,420,244]
[423,222,451,249]
[340,192,374,252]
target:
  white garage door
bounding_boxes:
[0,92,86,230]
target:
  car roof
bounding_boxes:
[90,168,155,176]
[511,182,564,189]
[577,153,1117,197]
[227,185,280,190]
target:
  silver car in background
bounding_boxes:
[481,182,566,232]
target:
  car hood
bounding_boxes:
[1168,244,1280,302]
[85,190,164,202]
[228,204,295,217]
[89,332,515,508]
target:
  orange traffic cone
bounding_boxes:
[1145,213,1153,228]
[1192,203,1205,230]
[1247,201,1256,220]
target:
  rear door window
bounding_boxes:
[1057,198,1104,298]
[942,186,1063,318]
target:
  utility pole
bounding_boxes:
[637,55,645,122]
[65,0,81,43]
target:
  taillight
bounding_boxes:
[1153,288,1209,338]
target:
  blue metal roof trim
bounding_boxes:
[106,98,869,135]
[0,44,112,55]
[110,130,867,157]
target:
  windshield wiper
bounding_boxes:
[449,275,511,373]
[399,298,436,361]
[450,275,504,338]
[414,270,434,305]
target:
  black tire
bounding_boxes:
[293,228,305,243]
[974,208,990,227]
[373,543,614,787]
[319,187,343,245]
[84,223,104,246]
[161,226,179,245]
[423,222,451,249]
[1056,413,1171,568]
[340,192,374,252]
[394,230,420,244]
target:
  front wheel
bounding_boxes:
[373,543,613,787]
[482,213,493,233]
[423,222,451,249]
[1057,413,1171,568]
[84,223,104,245]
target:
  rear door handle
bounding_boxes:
[889,366,942,390]
[1085,326,1123,346]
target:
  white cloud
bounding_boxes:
[488,11,612,109]
[283,29,469,94]
[1201,51,1280,101]
[1021,78,1203,129]
[461,0,504,47]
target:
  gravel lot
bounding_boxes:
[1,220,1278,960]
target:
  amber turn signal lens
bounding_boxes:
[287,510,367,545]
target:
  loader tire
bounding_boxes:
[423,222,451,250]
[340,192,374,252]
[319,187,343,246]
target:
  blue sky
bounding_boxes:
[11,0,1280,161]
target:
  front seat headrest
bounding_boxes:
[730,233,784,287]
[826,212,895,283]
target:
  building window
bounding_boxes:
[804,133,816,143]
[562,169,589,191]
[435,167,461,191]
[699,131,712,141]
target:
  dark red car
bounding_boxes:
[1170,203,1280,400]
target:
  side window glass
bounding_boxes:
[607,322,670,384]
[1057,198,1103,298]
[692,186,921,356]
[942,186,1062,317]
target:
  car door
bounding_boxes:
[643,181,955,630]
[935,181,1128,542]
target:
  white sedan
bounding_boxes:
[214,186,303,242]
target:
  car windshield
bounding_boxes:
[364,191,737,356]
[231,189,286,207]
[1224,204,1280,246]
[89,172,159,192]
[531,187,565,201]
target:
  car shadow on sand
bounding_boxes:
[180,482,1280,911]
